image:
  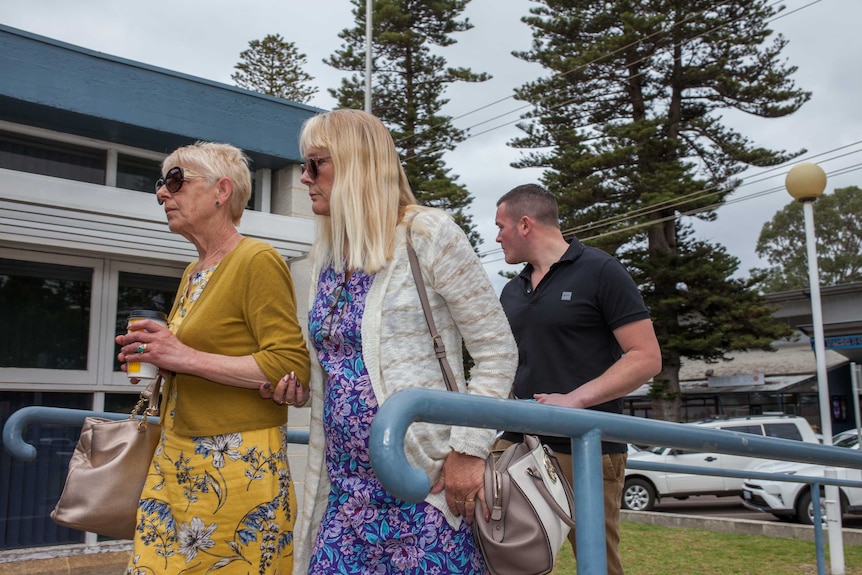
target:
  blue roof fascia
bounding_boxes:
[0,24,324,169]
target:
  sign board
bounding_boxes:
[823,335,862,350]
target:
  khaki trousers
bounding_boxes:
[493,439,627,575]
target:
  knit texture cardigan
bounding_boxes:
[163,237,310,436]
[292,207,518,574]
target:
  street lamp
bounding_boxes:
[785,162,844,575]
[785,162,831,443]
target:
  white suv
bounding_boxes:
[622,415,819,511]
[741,432,862,524]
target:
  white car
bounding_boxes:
[741,432,862,524]
[622,415,819,511]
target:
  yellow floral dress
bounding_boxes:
[127,266,297,575]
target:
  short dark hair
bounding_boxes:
[497,184,559,227]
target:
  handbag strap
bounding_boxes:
[406,238,458,393]
[527,460,576,528]
[129,376,162,421]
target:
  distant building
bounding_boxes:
[624,283,862,432]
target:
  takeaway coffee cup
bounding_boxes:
[126,310,167,380]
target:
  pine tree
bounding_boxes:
[327,0,489,247]
[232,34,317,103]
[754,186,862,292]
[512,0,807,420]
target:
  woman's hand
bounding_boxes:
[115,318,186,378]
[430,450,487,525]
[259,371,310,407]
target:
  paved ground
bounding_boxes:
[0,546,129,575]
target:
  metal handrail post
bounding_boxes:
[572,428,606,574]
[812,483,825,575]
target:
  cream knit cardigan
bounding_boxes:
[292,208,518,574]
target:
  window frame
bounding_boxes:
[0,247,184,392]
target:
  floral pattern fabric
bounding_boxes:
[307,266,486,575]
[127,395,296,575]
[127,267,296,575]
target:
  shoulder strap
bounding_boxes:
[406,238,458,393]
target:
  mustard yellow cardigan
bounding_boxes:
[163,237,310,436]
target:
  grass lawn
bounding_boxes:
[550,521,862,574]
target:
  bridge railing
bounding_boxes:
[368,388,862,575]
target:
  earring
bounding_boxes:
[215,200,221,206]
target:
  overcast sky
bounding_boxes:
[3,0,860,291]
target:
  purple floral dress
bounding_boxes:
[307,266,486,575]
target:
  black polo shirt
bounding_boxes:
[499,238,651,454]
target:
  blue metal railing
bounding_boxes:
[7,392,862,574]
[368,388,862,575]
[3,406,309,462]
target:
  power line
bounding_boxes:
[478,152,862,264]
[398,0,818,158]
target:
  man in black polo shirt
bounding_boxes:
[494,183,661,575]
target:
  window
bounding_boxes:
[0,259,92,370]
[0,250,184,551]
[0,390,92,548]
[764,423,803,441]
[117,154,161,195]
[112,272,178,372]
[720,424,763,436]
[0,131,105,184]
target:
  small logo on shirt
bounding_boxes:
[561,291,572,301]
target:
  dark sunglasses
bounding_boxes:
[155,166,205,195]
[301,156,332,180]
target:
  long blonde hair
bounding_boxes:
[299,109,417,273]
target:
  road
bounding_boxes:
[647,494,862,528]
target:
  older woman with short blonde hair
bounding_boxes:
[116,141,310,575]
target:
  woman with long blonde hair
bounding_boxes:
[278,109,517,574]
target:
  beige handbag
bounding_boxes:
[51,377,162,539]
[406,240,575,575]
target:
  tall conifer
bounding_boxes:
[233,34,317,103]
[513,0,806,419]
[328,0,489,246]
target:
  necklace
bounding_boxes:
[194,232,240,274]
[179,232,240,318]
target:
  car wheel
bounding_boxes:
[795,489,847,525]
[622,478,656,511]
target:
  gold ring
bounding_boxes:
[466,498,475,502]
[137,344,146,354]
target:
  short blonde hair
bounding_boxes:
[300,109,416,273]
[162,141,252,225]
